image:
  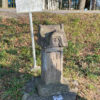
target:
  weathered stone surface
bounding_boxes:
[41,48,63,85]
[35,78,69,97]
[24,78,36,93]
[37,84,69,97]
[23,78,78,100]
[35,77,78,97]
[27,93,77,100]
[38,24,68,48]
[38,24,68,85]
[22,93,30,100]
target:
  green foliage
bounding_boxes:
[6,49,17,55]
[70,18,80,26]
[0,24,7,28]
[87,74,98,81]
[86,84,96,90]
[0,50,7,59]
[43,19,57,25]
[19,46,32,61]
[7,18,18,25]
[85,54,100,64]
[33,20,40,25]
[0,17,2,21]
[64,40,100,81]
[36,43,41,66]
[64,41,84,58]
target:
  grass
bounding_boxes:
[0,13,100,100]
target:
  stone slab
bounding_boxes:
[37,83,69,97]
[26,93,77,100]
[35,78,78,97]
[23,78,78,100]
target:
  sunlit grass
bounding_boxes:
[0,13,100,100]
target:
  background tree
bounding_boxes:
[78,0,86,10]
[59,0,63,9]
[92,0,96,10]
[68,0,72,10]
[44,0,59,10]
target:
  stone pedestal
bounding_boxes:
[2,0,8,8]
[41,47,63,85]
[22,78,78,100]
[35,78,69,97]
[37,24,68,97]
[22,25,78,100]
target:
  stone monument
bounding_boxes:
[39,24,67,85]
[35,24,69,96]
[23,24,78,100]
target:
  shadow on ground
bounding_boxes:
[0,64,87,100]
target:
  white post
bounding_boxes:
[29,12,37,68]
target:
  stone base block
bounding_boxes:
[35,78,78,97]
[37,82,69,97]
[26,92,77,100]
[22,77,78,100]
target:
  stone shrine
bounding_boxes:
[35,24,69,96]
[22,24,78,100]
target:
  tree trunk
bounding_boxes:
[90,0,92,10]
[59,0,62,9]
[2,0,8,8]
[0,0,2,7]
[46,0,59,10]
[92,0,96,10]
[79,0,86,10]
[68,0,72,10]
[44,0,48,9]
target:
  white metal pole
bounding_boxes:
[29,12,37,68]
